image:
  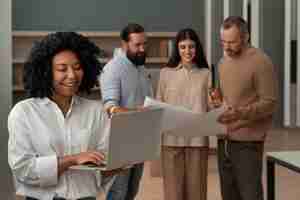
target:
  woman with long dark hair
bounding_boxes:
[156,28,210,200]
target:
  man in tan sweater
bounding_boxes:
[216,16,277,200]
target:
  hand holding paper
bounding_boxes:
[144,97,226,137]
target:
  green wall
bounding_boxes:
[13,0,204,33]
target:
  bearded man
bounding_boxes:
[100,23,153,200]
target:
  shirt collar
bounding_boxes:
[38,95,80,107]
[116,48,132,65]
[174,63,198,72]
[115,48,145,69]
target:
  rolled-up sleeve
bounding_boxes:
[8,106,58,187]
[100,61,121,109]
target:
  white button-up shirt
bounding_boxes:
[8,96,110,200]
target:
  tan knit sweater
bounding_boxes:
[218,47,278,141]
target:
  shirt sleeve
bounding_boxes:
[239,55,278,121]
[8,105,58,187]
[100,61,122,110]
[156,68,167,101]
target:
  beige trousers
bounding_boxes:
[161,146,208,200]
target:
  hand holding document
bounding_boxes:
[144,97,226,137]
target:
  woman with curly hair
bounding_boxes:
[8,32,112,200]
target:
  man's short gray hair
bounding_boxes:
[221,16,249,37]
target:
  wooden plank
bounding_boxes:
[13,31,177,38]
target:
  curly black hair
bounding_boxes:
[23,31,103,98]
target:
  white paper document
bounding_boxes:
[144,96,226,137]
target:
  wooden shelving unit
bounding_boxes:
[12,31,175,102]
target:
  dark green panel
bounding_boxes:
[13,0,204,32]
[260,0,284,126]
[230,0,243,17]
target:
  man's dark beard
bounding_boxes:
[126,51,146,66]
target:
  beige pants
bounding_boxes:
[162,146,208,200]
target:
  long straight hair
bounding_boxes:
[167,28,209,69]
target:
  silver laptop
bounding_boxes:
[71,106,163,171]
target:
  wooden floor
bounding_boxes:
[115,128,300,200]
[16,128,300,200]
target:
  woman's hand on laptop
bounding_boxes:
[58,151,106,176]
[73,151,106,166]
